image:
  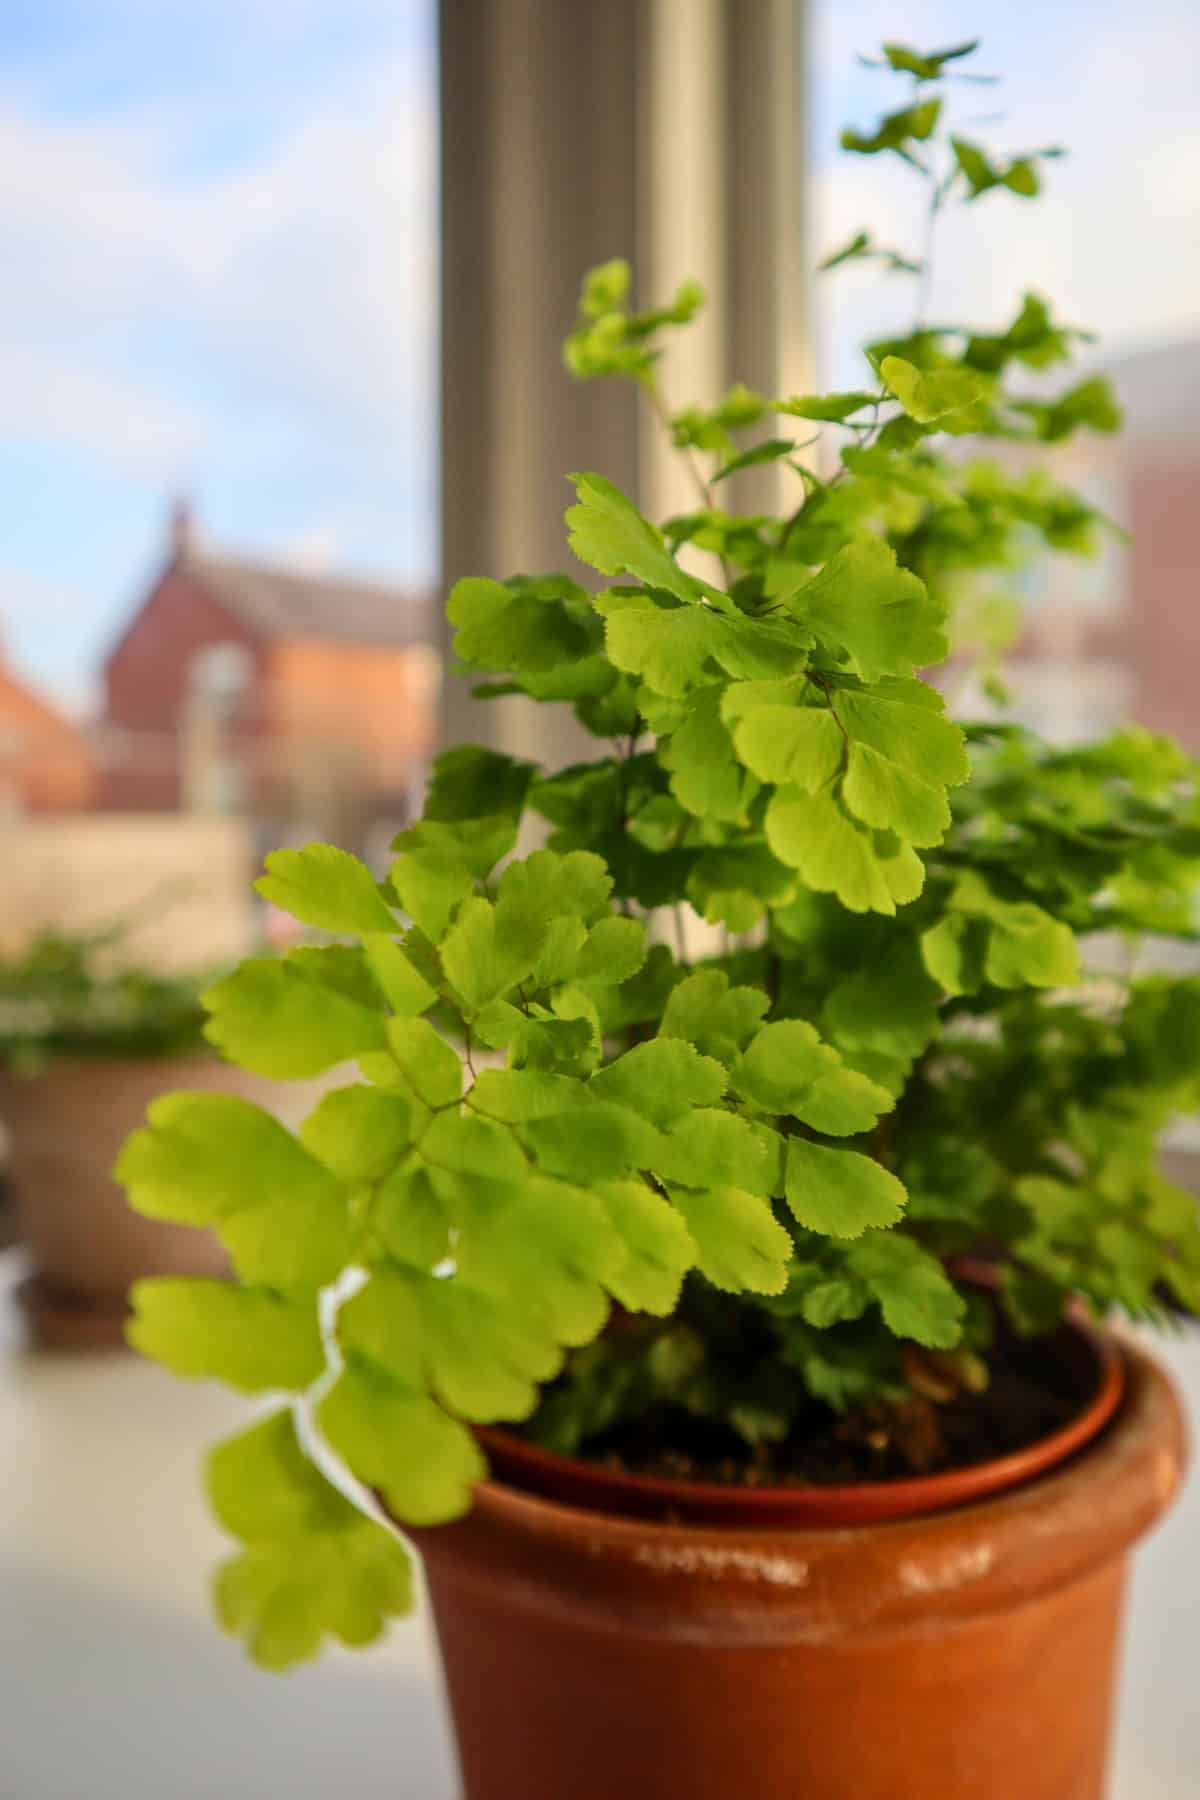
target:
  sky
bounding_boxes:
[1,0,1197,712]
[0,0,438,711]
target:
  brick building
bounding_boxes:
[96,504,437,855]
[0,650,95,815]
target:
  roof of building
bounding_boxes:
[181,548,432,648]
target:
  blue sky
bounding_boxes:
[1,1,1197,711]
[1,0,438,709]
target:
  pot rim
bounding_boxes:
[410,1340,1187,1647]
[475,1314,1125,1527]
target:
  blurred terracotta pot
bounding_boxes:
[0,1054,312,1349]
[413,1336,1185,1800]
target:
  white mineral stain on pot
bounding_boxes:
[632,1544,810,1586]
[897,1543,995,1595]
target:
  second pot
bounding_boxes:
[0,1054,322,1347]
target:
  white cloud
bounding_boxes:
[0,57,437,488]
[280,523,345,573]
[0,346,201,476]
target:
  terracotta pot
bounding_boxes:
[413,1336,1186,1800]
[0,1054,320,1348]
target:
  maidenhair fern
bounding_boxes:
[118,38,1200,1669]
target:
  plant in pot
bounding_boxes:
[0,920,320,1348]
[117,38,1199,1800]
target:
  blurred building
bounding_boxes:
[94,503,438,859]
[0,646,95,816]
[1005,339,1200,749]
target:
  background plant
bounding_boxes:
[118,38,1200,1670]
[0,920,212,1073]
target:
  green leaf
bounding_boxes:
[255,844,397,935]
[732,700,844,791]
[447,574,594,675]
[566,472,710,606]
[712,437,799,484]
[128,1280,325,1391]
[847,1236,965,1348]
[525,1101,661,1182]
[208,1410,413,1669]
[985,907,1080,988]
[1016,376,1122,444]
[455,1176,619,1345]
[824,938,941,1061]
[785,1139,906,1238]
[880,355,988,425]
[733,1020,891,1135]
[877,38,979,78]
[337,1265,562,1423]
[574,915,647,986]
[299,1085,419,1184]
[657,1110,778,1194]
[777,391,877,421]
[589,1039,727,1128]
[732,1019,837,1114]
[836,685,969,786]
[766,789,924,915]
[202,952,388,1079]
[421,1108,529,1187]
[530,761,623,842]
[383,1018,463,1109]
[597,590,724,697]
[842,740,951,846]
[659,969,770,1065]
[951,136,1060,202]
[440,895,544,1011]
[473,1001,597,1074]
[929,874,1081,991]
[467,1067,582,1123]
[116,1093,353,1288]
[963,293,1081,375]
[581,257,631,316]
[598,591,810,697]
[795,1271,871,1328]
[791,539,947,680]
[685,843,797,931]
[661,687,748,821]
[920,912,989,997]
[841,97,942,159]
[389,844,477,944]
[817,231,872,272]
[319,1358,486,1527]
[798,1067,894,1136]
[422,745,535,827]
[360,936,438,1016]
[667,1186,792,1294]
[372,1160,451,1268]
[598,1180,698,1314]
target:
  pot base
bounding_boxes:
[16,1273,131,1351]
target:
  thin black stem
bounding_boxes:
[642,377,734,591]
[914,168,955,333]
[644,379,715,512]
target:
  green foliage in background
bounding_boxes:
[117,40,1200,1669]
[0,925,211,1072]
